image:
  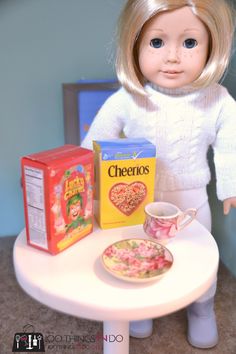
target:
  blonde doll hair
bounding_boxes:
[116,0,235,95]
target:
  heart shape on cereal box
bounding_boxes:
[109,182,147,215]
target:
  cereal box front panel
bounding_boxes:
[99,158,155,228]
[49,161,93,254]
[94,139,156,229]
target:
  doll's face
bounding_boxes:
[138,6,209,89]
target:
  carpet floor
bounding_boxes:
[1,236,236,354]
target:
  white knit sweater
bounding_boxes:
[81,83,236,201]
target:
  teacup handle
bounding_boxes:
[177,208,197,230]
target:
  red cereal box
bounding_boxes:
[21,145,94,254]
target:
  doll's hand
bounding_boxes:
[223,197,236,215]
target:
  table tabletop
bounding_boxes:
[13,221,219,322]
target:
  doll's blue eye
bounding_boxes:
[184,38,198,48]
[150,38,164,48]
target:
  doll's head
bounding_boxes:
[116,0,235,95]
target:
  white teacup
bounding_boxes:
[143,202,197,243]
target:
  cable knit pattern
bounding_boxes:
[81,83,236,201]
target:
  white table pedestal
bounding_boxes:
[103,321,129,354]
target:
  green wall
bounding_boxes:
[0,0,124,236]
[0,0,235,276]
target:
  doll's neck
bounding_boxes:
[150,83,198,96]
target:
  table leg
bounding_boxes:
[103,320,129,354]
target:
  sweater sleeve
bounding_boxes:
[213,88,236,201]
[81,88,127,150]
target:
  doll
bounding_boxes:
[82,0,236,349]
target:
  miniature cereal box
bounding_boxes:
[93,138,156,229]
[21,145,94,254]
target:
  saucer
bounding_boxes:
[101,238,173,283]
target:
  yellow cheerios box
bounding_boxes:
[93,138,156,229]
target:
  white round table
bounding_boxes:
[13,221,219,354]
